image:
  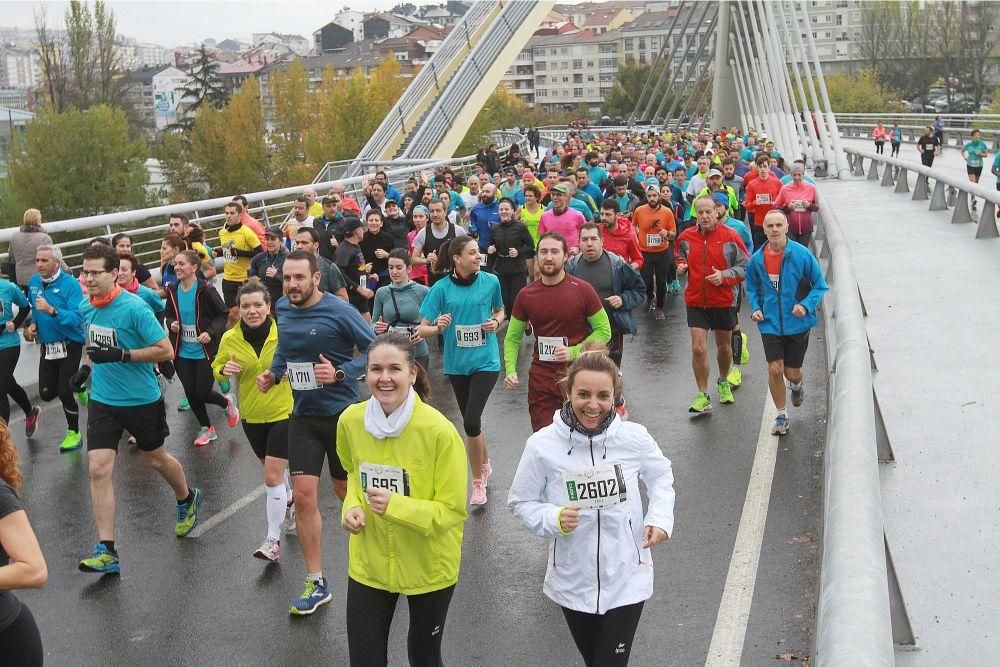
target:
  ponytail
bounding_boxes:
[433,236,476,276]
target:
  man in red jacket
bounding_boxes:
[675,195,749,414]
[598,200,643,270]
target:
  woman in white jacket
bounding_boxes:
[508,344,674,666]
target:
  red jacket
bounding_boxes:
[601,216,644,268]
[675,223,749,309]
[743,174,782,226]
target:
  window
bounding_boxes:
[573,59,583,69]
[574,74,583,83]
[563,76,569,82]
[535,61,546,71]
[599,73,614,82]
[550,48,558,56]
[639,38,646,50]
[574,87,583,98]
[587,75,595,82]
[624,38,634,50]
[587,60,594,67]
[561,47,569,55]
[536,75,547,85]
[599,58,617,68]
[550,76,558,83]
[639,52,647,64]
[651,36,659,51]
[836,14,842,25]
[537,90,547,98]
[561,61,569,69]
[533,48,546,58]
[599,43,616,53]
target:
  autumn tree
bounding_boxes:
[603,57,670,120]
[269,59,316,185]
[814,70,902,113]
[456,85,534,156]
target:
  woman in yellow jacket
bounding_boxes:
[338,331,467,667]
[211,278,294,563]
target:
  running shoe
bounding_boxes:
[717,380,735,404]
[481,460,492,489]
[790,384,805,407]
[224,394,240,427]
[655,308,665,321]
[669,279,682,293]
[290,577,332,616]
[175,487,203,537]
[219,378,231,394]
[470,479,487,506]
[128,435,137,446]
[688,392,712,414]
[740,333,750,365]
[771,415,790,435]
[615,396,629,421]
[726,365,742,388]
[24,406,40,437]
[76,390,89,407]
[79,544,120,574]
[177,396,190,412]
[283,501,297,533]
[194,426,217,447]
[253,536,281,562]
[646,299,655,313]
[59,430,82,452]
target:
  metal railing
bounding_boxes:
[837,122,1000,150]
[835,112,1000,132]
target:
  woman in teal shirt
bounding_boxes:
[962,128,989,211]
[0,275,36,428]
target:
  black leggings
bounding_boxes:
[448,371,498,437]
[38,341,82,432]
[346,578,455,667]
[640,250,672,308]
[0,346,32,424]
[0,603,43,666]
[874,140,885,154]
[497,272,527,318]
[175,356,227,428]
[562,601,645,667]
[608,327,624,368]
[890,142,900,157]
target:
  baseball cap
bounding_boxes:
[385,198,400,207]
[342,218,363,234]
[264,227,282,238]
[707,169,723,178]
[322,194,339,205]
[645,178,660,192]
[712,191,729,207]
[522,171,535,181]
[553,183,571,195]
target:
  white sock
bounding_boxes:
[284,469,292,499]
[307,571,324,583]
[789,380,802,391]
[776,407,788,418]
[266,483,287,541]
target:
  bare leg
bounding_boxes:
[293,475,323,572]
[768,360,787,409]
[140,448,191,500]
[467,433,488,481]
[88,450,117,541]
[714,329,734,378]
[690,328,710,392]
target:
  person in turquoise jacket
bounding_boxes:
[0,274,36,427]
[746,210,828,436]
[372,249,430,368]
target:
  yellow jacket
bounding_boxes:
[337,394,467,594]
[211,319,292,423]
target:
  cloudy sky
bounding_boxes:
[3,0,415,46]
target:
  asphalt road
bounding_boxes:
[9,291,826,666]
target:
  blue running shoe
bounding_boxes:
[289,577,332,616]
[175,488,203,537]
[79,543,120,574]
[771,415,790,435]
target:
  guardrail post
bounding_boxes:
[951,191,973,223]
[929,180,948,210]
[976,201,1000,239]
[852,155,864,176]
[879,164,895,187]
[893,168,909,193]
[911,174,929,200]
[866,161,879,181]
[873,389,894,462]
[884,537,916,646]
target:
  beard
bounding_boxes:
[286,282,315,305]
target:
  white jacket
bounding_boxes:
[507,411,675,615]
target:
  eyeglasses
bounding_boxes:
[80,269,110,278]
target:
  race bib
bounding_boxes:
[755,193,772,205]
[768,273,780,290]
[389,325,413,336]
[455,324,484,348]
[645,233,664,247]
[479,254,488,267]
[358,461,409,499]
[564,463,627,510]
[88,323,118,348]
[222,246,237,263]
[286,362,321,390]
[359,274,367,289]
[45,341,68,360]
[792,201,807,212]
[180,324,198,343]
[537,336,568,362]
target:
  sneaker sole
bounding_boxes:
[771,425,789,435]
[469,495,488,506]
[720,398,735,404]
[289,594,332,616]
[60,443,82,452]
[253,550,279,562]
[176,491,203,538]
[79,562,120,574]
[688,404,713,414]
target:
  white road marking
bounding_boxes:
[705,392,780,667]
[186,484,266,539]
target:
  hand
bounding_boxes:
[169,321,180,333]
[314,354,337,384]
[426,251,438,265]
[481,317,499,333]
[69,365,91,393]
[605,295,623,309]
[4,321,14,333]
[676,262,688,276]
[212,246,223,256]
[22,324,36,342]
[265,266,277,279]
[408,329,424,345]
[342,506,366,534]
[374,249,389,259]
[223,354,243,377]
[35,295,54,315]
[256,370,275,393]
[86,345,127,364]
[643,525,668,548]
[363,263,373,273]
[559,506,580,533]
[196,332,211,344]
[504,373,520,390]
[158,359,176,380]
[366,487,391,516]
[552,345,571,363]
[436,313,452,332]
[508,247,518,258]
[358,287,374,299]
[706,266,725,286]
[374,316,389,334]
[487,245,497,255]
[792,304,807,318]
[751,309,764,322]
[569,247,580,256]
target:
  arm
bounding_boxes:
[638,429,675,538]
[163,288,177,333]
[618,262,647,311]
[337,310,376,381]
[503,316,526,376]
[569,309,611,360]
[210,334,232,382]
[234,244,263,258]
[0,511,47,590]
[11,288,30,329]
[721,238,749,285]
[507,441,565,538]
[336,419,367,516]
[797,251,829,314]
[745,258,764,312]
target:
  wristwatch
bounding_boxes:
[334,368,346,383]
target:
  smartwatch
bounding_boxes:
[334,368,346,383]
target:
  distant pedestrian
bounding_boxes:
[9,209,52,295]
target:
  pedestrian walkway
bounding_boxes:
[818,166,1000,664]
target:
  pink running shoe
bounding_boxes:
[470,479,487,506]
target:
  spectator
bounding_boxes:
[9,209,52,295]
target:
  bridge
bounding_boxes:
[1,2,997,665]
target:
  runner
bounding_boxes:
[117,253,166,317]
[597,200,643,270]
[410,199,467,287]
[889,123,902,158]
[746,211,828,435]
[632,180,677,320]
[212,278,294,561]
[334,218,375,322]
[917,126,940,168]
[503,232,611,432]
[256,250,374,615]
[707,196,754,390]
[338,332,467,667]
[0,271,35,428]
[24,245,84,451]
[675,196,750,414]
[538,183,587,255]
[519,184,544,280]
[961,128,989,211]
[743,155,783,250]
[418,237,504,506]
[215,201,264,327]
[164,250,239,446]
[508,343,674,667]
[73,245,202,574]
[293,227,349,301]
[872,121,888,155]
[372,249,430,369]
[249,227,288,307]
[773,163,819,248]
[488,197,535,317]
[406,205,431,286]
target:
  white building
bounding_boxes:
[0,48,41,89]
[332,9,366,42]
[253,33,312,58]
[122,42,172,69]
[777,0,863,75]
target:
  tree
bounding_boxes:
[816,70,902,113]
[391,3,418,16]
[602,57,670,120]
[5,105,148,220]
[455,86,533,156]
[34,6,69,112]
[151,131,205,204]
[179,46,229,113]
[269,59,316,185]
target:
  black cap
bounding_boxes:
[264,227,282,238]
[343,218,363,234]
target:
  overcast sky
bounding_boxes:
[3,0,419,46]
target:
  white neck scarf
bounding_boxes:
[364,387,416,440]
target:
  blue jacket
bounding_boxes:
[469,200,500,252]
[27,270,85,345]
[746,240,828,336]
[566,250,646,335]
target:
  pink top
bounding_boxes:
[407,229,428,284]
[539,208,587,249]
[774,181,817,210]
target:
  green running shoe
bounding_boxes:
[718,380,735,404]
[177,396,190,412]
[76,390,89,407]
[688,392,712,414]
[79,543,120,574]
[740,333,750,365]
[175,488,203,537]
[59,430,82,452]
[726,365,742,387]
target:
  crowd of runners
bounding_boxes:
[0,124,831,666]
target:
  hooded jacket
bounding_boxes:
[598,216,643,268]
[507,410,674,614]
[27,270,85,345]
[164,278,229,359]
[566,250,646,335]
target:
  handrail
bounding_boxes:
[835,112,1000,131]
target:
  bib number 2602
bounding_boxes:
[563,463,627,510]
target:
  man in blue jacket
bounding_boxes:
[746,210,828,435]
[469,182,500,265]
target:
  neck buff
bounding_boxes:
[449,270,478,286]
[560,401,615,438]
[240,316,272,356]
[364,387,416,439]
[89,283,122,308]
[122,276,139,293]
[41,268,62,285]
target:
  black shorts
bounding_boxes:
[87,398,169,452]
[761,332,811,368]
[242,419,289,460]
[288,411,347,479]
[967,165,984,178]
[686,306,737,331]
[222,279,242,308]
